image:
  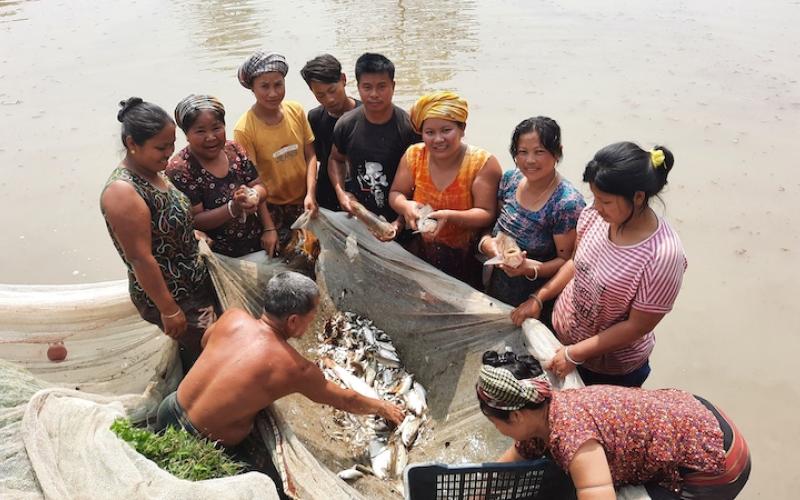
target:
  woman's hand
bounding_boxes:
[547,346,578,379]
[193,230,214,247]
[500,253,543,279]
[403,202,422,231]
[160,308,187,339]
[510,295,542,326]
[261,230,279,257]
[479,234,499,258]
[377,218,404,242]
[233,185,258,215]
[422,210,449,242]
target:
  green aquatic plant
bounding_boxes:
[110,418,245,481]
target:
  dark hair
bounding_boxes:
[300,54,343,86]
[509,116,562,161]
[355,53,395,82]
[583,142,675,227]
[478,350,547,421]
[117,97,173,147]
[263,271,319,319]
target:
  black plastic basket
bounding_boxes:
[404,459,576,500]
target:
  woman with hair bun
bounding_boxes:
[477,350,751,499]
[100,97,219,373]
[521,142,686,388]
[167,94,277,258]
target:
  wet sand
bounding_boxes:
[1,0,798,497]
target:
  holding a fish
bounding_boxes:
[389,91,502,285]
[478,117,585,327]
[166,94,280,257]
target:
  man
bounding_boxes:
[300,54,361,211]
[329,53,421,239]
[156,271,404,497]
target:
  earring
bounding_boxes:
[130,150,136,155]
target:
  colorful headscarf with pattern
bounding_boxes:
[238,51,288,89]
[476,364,552,411]
[409,90,469,133]
[174,94,225,132]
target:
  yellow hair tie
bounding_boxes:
[650,149,665,169]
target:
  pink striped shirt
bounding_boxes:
[552,207,687,375]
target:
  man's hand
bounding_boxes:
[377,400,405,426]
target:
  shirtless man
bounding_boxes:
[155,271,404,493]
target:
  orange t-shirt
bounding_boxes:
[405,143,490,249]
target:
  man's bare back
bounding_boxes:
[176,308,304,444]
[174,306,404,446]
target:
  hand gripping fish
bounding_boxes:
[349,200,397,240]
[322,357,380,400]
[483,232,524,269]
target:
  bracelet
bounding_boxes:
[528,293,543,310]
[478,235,491,256]
[262,228,276,232]
[162,308,182,319]
[524,265,539,281]
[226,200,236,218]
[564,346,584,365]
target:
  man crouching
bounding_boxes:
[155,271,404,496]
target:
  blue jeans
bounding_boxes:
[577,360,651,388]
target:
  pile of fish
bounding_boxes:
[316,311,429,482]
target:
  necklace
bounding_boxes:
[522,172,559,208]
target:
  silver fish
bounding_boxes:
[365,360,378,387]
[399,415,423,448]
[369,438,396,480]
[404,382,427,416]
[337,467,364,481]
[375,348,401,368]
[394,439,408,478]
[324,358,380,400]
[375,340,396,352]
[392,374,414,395]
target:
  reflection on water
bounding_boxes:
[328,0,479,95]
[167,0,266,72]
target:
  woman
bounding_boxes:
[234,51,317,256]
[166,94,276,258]
[389,91,502,285]
[480,117,585,326]
[524,142,686,387]
[477,350,751,499]
[100,97,218,373]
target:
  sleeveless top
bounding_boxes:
[101,166,209,311]
[405,143,490,249]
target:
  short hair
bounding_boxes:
[117,97,173,147]
[355,53,395,82]
[263,271,319,319]
[300,54,342,86]
[510,116,562,161]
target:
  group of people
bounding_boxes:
[99,49,750,499]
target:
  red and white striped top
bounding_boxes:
[552,207,687,375]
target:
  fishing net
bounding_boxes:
[0,209,647,499]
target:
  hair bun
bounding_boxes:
[117,97,144,122]
[652,145,675,177]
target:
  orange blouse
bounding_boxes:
[406,143,490,249]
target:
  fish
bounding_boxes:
[365,360,378,387]
[404,382,428,416]
[394,439,408,478]
[350,200,397,240]
[375,348,401,368]
[392,374,414,396]
[484,232,524,268]
[375,340,396,352]
[337,467,364,481]
[416,204,438,234]
[323,357,380,400]
[369,438,396,480]
[399,415,423,448]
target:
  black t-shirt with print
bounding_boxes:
[332,105,420,220]
[308,99,361,211]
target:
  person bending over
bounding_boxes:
[477,350,751,499]
[156,272,404,496]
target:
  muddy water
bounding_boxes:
[1,0,798,497]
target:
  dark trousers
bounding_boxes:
[576,360,651,388]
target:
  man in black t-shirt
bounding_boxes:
[300,54,361,211]
[329,53,420,239]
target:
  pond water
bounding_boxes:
[1,0,798,497]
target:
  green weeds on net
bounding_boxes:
[110,418,246,481]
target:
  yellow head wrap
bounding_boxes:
[650,149,665,169]
[409,91,469,134]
